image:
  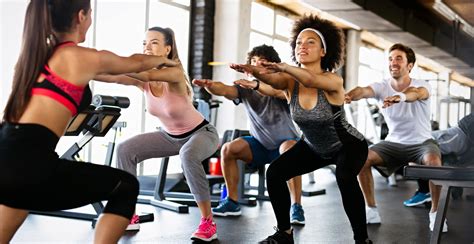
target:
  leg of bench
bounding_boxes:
[431,182,451,244]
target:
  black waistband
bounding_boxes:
[1,122,60,150]
[166,120,209,139]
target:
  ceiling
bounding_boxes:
[269,0,474,84]
[438,0,474,26]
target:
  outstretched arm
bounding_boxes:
[344,86,376,104]
[192,79,239,100]
[382,86,429,108]
[94,74,144,89]
[229,63,292,90]
[92,49,178,75]
[233,79,287,100]
[126,67,186,84]
[260,62,343,92]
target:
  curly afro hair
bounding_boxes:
[290,14,345,72]
[246,44,281,64]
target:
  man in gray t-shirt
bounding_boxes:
[192,44,305,225]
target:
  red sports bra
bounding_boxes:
[31,42,92,115]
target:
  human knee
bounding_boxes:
[266,164,281,183]
[279,140,296,154]
[114,173,139,201]
[116,143,134,162]
[104,173,139,219]
[221,142,238,161]
[335,169,355,186]
[364,151,381,168]
[423,153,442,166]
[266,167,275,182]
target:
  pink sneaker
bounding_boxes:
[190,217,217,241]
[126,214,140,231]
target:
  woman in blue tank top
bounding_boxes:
[231,15,371,244]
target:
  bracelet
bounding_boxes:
[394,92,406,102]
[253,79,260,90]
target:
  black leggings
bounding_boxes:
[266,137,368,241]
[0,123,139,220]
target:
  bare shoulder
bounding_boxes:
[324,72,343,84]
[52,46,100,66]
[48,46,99,85]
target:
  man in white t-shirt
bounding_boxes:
[345,43,446,232]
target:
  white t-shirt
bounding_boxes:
[369,78,432,144]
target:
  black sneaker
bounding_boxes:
[259,227,294,244]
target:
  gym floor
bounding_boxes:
[11,169,474,243]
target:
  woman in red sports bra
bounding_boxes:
[0,1,176,243]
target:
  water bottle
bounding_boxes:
[220,185,227,200]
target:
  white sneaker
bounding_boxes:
[366,207,381,224]
[429,212,448,233]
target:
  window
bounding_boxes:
[88,0,148,167]
[448,81,471,125]
[249,2,295,64]
[412,68,440,121]
[250,2,274,36]
[355,45,386,141]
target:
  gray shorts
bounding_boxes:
[370,139,441,175]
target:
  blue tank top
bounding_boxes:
[290,82,364,157]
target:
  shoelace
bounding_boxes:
[198,218,214,232]
[217,199,229,208]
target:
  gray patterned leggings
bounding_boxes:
[116,123,219,202]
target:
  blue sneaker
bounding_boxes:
[404,191,431,207]
[212,197,241,216]
[290,203,305,225]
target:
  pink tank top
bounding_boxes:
[144,82,204,135]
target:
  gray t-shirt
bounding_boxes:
[233,85,300,150]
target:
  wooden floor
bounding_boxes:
[10,169,474,243]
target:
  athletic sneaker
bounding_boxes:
[290,203,305,225]
[259,227,294,244]
[429,212,448,233]
[191,217,218,242]
[365,207,381,224]
[212,197,242,216]
[126,214,140,231]
[404,191,431,207]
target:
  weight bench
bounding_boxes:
[404,165,474,244]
